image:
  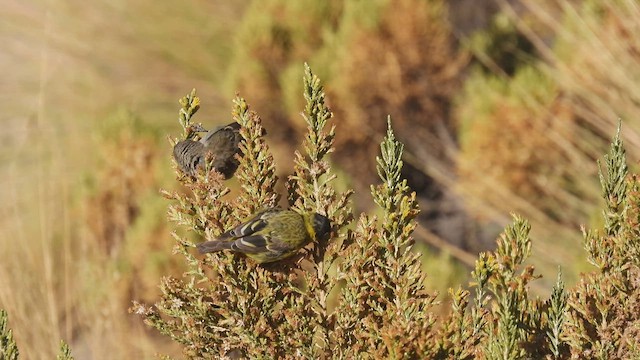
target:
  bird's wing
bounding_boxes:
[217,208,281,241]
[200,122,241,144]
[223,121,241,131]
[230,235,270,254]
[231,234,291,256]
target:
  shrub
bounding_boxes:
[0,309,19,360]
[131,65,640,359]
[0,309,75,359]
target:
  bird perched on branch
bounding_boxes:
[173,122,242,179]
[197,208,331,263]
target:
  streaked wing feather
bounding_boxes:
[265,237,292,253]
[218,208,281,240]
[231,235,270,254]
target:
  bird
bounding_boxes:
[196,208,332,263]
[173,122,242,179]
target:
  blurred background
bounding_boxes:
[1,0,639,358]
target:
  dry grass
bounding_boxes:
[456,0,640,287]
[517,0,640,149]
[0,0,247,358]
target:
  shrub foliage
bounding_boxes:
[129,66,640,359]
[3,65,636,359]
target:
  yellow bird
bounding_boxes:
[197,208,331,263]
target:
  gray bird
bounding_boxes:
[173,122,242,179]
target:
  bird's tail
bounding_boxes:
[197,240,233,254]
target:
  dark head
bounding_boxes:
[311,213,331,241]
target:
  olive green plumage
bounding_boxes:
[173,121,242,179]
[197,208,332,263]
